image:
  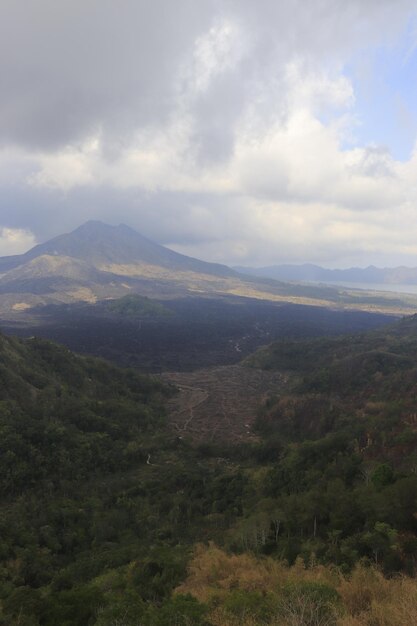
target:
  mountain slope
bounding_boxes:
[2,222,417,319]
[0,221,235,277]
[0,254,106,283]
[0,222,246,315]
[0,332,169,494]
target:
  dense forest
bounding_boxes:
[2,311,417,624]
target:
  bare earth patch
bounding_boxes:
[161,365,286,443]
[12,302,32,311]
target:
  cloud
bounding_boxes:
[0,227,36,256]
[0,0,412,152]
[0,0,417,267]
[0,0,213,150]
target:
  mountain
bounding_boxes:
[0,221,246,316]
[0,222,333,313]
[234,262,417,284]
[2,222,417,320]
[0,221,235,277]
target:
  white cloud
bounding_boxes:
[0,227,36,256]
[192,19,244,93]
[29,137,99,190]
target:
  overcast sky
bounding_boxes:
[1,0,417,267]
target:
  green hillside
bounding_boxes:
[241,316,417,572]
[105,294,171,317]
[3,316,417,624]
[0,333,171,495]
[0,334,249,625]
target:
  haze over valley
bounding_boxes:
[2,2,417,625]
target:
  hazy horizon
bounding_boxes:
[3,219,417,273]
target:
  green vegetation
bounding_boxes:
[105,294,171,317]
[3,312,417,623]
[0,333,252,624]
[240,315,417,575]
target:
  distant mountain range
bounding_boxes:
[234,263,417,284]
[1,222,417,320]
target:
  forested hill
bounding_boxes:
[248,311,417,397]
[4,320,417,624]
[247,313,417,455]
[0,333,170,495]
[0,333,254,625]
[0,333,224,625]
[238,314,417,580]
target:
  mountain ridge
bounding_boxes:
[234,262,417,284]
[2,222,417,318]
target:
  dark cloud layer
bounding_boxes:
[0,0,212,150]
[0,0,410,152]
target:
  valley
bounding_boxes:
[2,222,417,625]
[4,1,417,622]
[1,294,396,372]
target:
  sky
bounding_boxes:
[1,0,417,268]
